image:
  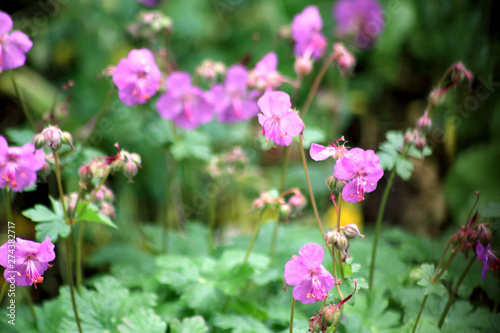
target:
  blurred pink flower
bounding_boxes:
[333,0,384,48]
[156,72,214,130]
[0,237,55,288]
[284,243,335,304]
[291,6,327,59]
[0,11,33,72]
[0,136,45,192]
[113,49,161,106]
[476,243,500,279]
[333,148,383,203]
[248,52,282,91]
[210,65,260,123]
[257,91,304,146]
[310,136,347,161]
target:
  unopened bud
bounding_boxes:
[33,134,46,149]
[308,315,323,333]
[332,43,355,76]
[414,133,426,150]
[466,230,478,245]
[323,305,341,323]
[477,224,491,246]
[279,203,291,217]
[342,224,364,239]
[61,131,74,148]
[41,125,62,150]
[124,161,139,182]
[417,110,432,134]
[100,201,116,218]
[327,176,346,193]
[294,56,313,77]
[429,87,446,107]
[288,190,306,211]
[326,230,349,254]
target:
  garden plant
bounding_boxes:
[0,0,499,332]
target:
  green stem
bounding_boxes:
[279,146,291,193]
[331,245,344,300]
[289,298,295,333]
[269,220,280,267]
[336,194,344,279]
[53,151,69,222]
[4,188,13,222]
[300,53,335,119]
[437,254,476,328]
[298,135,325,239]
[66,236,83,333]
[412,294,428,333]
[162,156,178,253]
[243,209,265,265]
[368,165,397,289]
[75,222,84,293]
[10,72,36,130]
[0,280,8,305]
[24,287,38,329]
[207,187,218,256]
[85,85,114,144]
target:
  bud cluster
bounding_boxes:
[205,147,247,179]
[252,188,307,219]
[195,59,226,83]
[33,125,74,150]
[326,223,364,256]
[127,10,173,42]
[332,43,355,76]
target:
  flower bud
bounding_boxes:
[41,125,62,150]
[124,161,139,182]
[33,133,46,149]
[100,201,116,218]
[414,133,426,150]
[288,190,306,211]
[308,315,323,333]
[79,164,93,183]
[294,56,312,77]
[417,110,432,134]
[61,131,74,148]
[279,203,291,217]
[466,229,478,245]
[38,161,52,180]
[327,176,346,193]
[477,224,491,246]
[429,87,445,107]
[326,230,349,254]
[342,224,364,239]
[323,305,341,323]
[332,43,355,76]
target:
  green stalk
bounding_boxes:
[412,294,428,333]
[53,151,69,222]
[289,298,295,333]
[207,186,218,256]
[85,85,114,144]
[24,287,38,329]
[66,236,83,333]
[4,188,13,222]
[437,255,476,328]
[75,222,84,293]
[243,208,266,265]
[10,72,36,130]
[336,194,344,279]
[298,135,325,239]
[0,280,8,305]
[162,156,178,253]
[301,53,335,119]
[368,165,397,289]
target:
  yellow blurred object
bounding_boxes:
[324,200,364,231]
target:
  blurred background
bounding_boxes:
[1,0,499,293]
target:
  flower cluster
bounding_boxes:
[326,224,364,256]
[205,146,248,179]
[284,243,336,304]
[0,237,56,288]
[0,136,45,192]
[252,188,306,219]
[33,125,74,150]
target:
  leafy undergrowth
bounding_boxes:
[3,222,499,333]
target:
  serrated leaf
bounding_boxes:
[22,204,69,242]
[395,157,414,180]
[229,297,269,321]
[170,316,208,333]
[118,308,166,333]
[155,255,201,289]
[75,203,117,228]
[171,131,212,161]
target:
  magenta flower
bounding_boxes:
[291,6,327,59]
[310,137,347,161]
[156,72,214,130]
[0,136,45,192]
[0,11,33,72]
[333,0,384,48]
[476,243,500,279]
[333,148,383,203]
[0,237,55,288]
[257,91,304,146]
[210,65,260,124]
[135,0,161,6]
[112,49,161,106]
[284,243,336,304]
[248,52,282,91]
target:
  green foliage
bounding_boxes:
[171,131,212,162]
[170,316,208,333]
[75,202,117,228]
[22,197,70,242]
[117,308,167,333]
[377,130,431,180]
[416,264,447,296]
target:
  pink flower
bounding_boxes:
[257,91,304,146]
[310,136,347,161]
[284,243,336,304]
[291,6,327,59]
[248,52,282,91]
[135,0,161,6]
[0,237,55,288]
[332,43,356,76]
[333,148,383,203]
[476,243,500,279]
[112,49,161,106]
[333,0,384,48]
[156,72,214,130]
[0,136,45,192]
[0,11,33,72]
[210,65,260,123]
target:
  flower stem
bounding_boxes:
[412,293,428,333]
[243,208,265,265]
[298,135,325,239]
[75,222,84,293]
[301,53,335,119]
[207,187,218,256]
[85,84,114,144]
[336,194,344,279]
[24,287,38,329]
[437,254,476,328]
[289,298,295,333]
[10,72,36,131]
[3,188,13,223]
[0,280,8,305]
[66,236,83,333]
[368,165,397,289]
[53,151,69,223]
[331,246,344,300]
[162,156,178,253]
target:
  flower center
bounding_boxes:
[24,256,44,288]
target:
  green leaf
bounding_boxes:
[480,201,500,218]
[5,127,36,146]
[214,314,273,333]
[155,255,201,290]
[171,131,212,161]
[229,297,269,321]
[75,203,117,228]
[22,204,69,242]
[170,316,208,333]
[302,127,326,149]
[395,157,414,180]
[416,263,446,296]
[118,308,166,333]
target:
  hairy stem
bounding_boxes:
[412,294,428,333]
[66,236,83,333]
[53,151,69,222]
